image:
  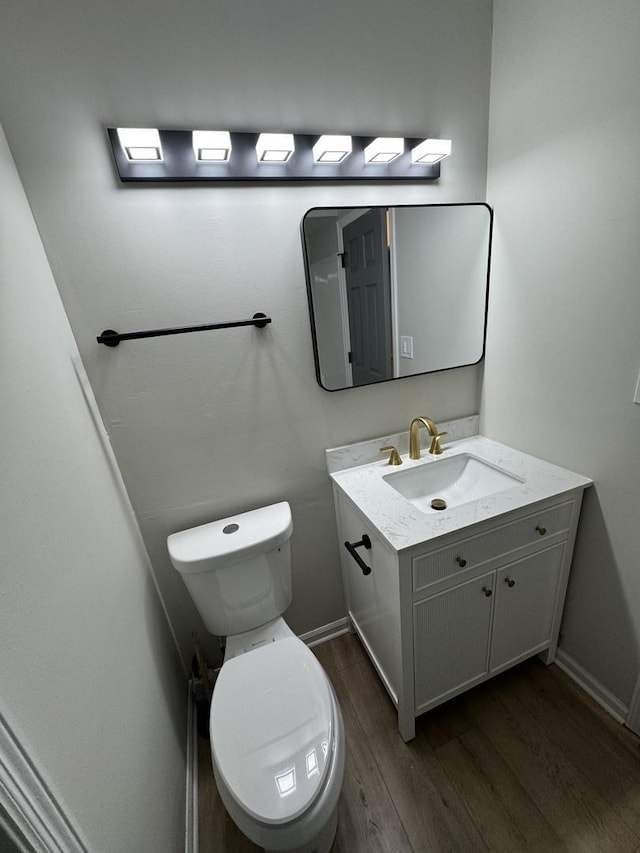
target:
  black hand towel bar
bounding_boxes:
[97,312,271,347]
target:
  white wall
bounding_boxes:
[484,1,640,706]
[0,124,187,851]
[0,0,493,666]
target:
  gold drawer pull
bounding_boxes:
[536,525,547,535]
[482,586,492,597]
[456,556,467,568]
[505,577,516,588]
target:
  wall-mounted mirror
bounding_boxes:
[301,203,492,391]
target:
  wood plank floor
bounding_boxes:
[198,633,640,853]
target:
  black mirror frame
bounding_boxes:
[301,202,493,392]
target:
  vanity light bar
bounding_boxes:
[107,128,449,183]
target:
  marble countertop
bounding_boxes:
[328,432,592,552]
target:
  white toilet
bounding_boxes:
[167,501,345,853]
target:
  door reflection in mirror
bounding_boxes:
[302,203,492,391]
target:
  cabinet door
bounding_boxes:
[490,543,565,674]
[414,571,494,713]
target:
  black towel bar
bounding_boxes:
[97,312,271,347]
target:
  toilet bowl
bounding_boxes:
[167,502,345,853]
[211,624,344,853]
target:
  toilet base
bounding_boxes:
[264,805,337,853]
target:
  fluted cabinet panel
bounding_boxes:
[414,571,494,711]
[491,544,564,672]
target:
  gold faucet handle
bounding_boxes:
[380,445,403,465]
[428,431,448,455]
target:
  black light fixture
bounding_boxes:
[107,128,451,183]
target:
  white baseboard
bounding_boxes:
[0,712,88,853]
[554,649,628,724]
[299,617,350,648]
[185,685,199,853]
[625,673,640,736]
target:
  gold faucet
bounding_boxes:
[409,417,447,458]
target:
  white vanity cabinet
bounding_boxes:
[333,486,585,742]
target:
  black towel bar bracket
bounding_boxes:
[97,312,271,347]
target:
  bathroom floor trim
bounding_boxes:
[300,617,351,648]
[555,648,628,723]
[185,683,199,853]
[626,672,640,736]
[0,711,89,853]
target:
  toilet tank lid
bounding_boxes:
[167,501,292,574]
[210,638,334,825]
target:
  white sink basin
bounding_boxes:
[383,453,523,513]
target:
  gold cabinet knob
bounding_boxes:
[536,525,547,536]
[456,556,467,568]
[505,577,515,588]
[380,445,402,465]
[482,586,493,597]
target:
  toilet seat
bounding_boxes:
[210,637,334,826]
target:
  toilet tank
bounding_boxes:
[167,502,293,637]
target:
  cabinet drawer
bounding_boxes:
[413,499,574,596]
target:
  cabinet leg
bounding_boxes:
[398,707,415,742]
[538,644,556,665]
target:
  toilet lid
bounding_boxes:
[210,637,334,825]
